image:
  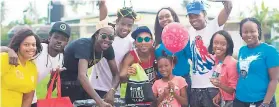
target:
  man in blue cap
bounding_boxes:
[186,0,232,107]
[120,26,156,106]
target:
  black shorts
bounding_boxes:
[233,97,276,107]
[189,88,219,107]
[61,80,90,103]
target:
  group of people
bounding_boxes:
[1,0,279,107]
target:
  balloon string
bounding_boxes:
[172,53,175,66]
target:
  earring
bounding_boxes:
[132,42,136,49]
[152,43,155,47]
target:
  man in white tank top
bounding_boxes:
[89,0,135,103]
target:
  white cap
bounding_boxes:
[96,16,113,31]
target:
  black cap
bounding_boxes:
[131,26,152,40]
[50,22,71,38]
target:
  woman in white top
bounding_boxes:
[1,21,71,107]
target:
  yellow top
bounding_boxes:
[1,53,38,107]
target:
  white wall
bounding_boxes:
[226,31,245,56]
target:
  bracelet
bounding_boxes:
[111,88,116,92]
[261,103,270,107]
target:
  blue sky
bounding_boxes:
[1,0,279,25]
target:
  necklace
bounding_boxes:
[161,77,175,107]
[135,49,152,67]
[46,45,61,67]
[91,50,103,79]
[93,51,103,65]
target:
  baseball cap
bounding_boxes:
[96,16,114,31]
[50,22,71,38]
[186,1,206,15]
[131,26,152,40]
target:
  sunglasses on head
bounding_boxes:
[136,36,151,43]
[100,33,114,41]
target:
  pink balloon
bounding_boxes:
[162,22,189,53]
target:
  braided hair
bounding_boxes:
[239,17,262,40]
[116,7,137,21]
[156,50,177,66]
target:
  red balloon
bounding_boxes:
[162,22,189,53]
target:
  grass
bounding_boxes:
[276,85,279,104]
[36,75,57,99]
[36,67,93,99]
[36,68,279,105]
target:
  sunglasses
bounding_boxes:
[100,33,114,41]
[137,37,151,43]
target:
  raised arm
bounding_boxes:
[99,0,107,21]
[217,1,233,26]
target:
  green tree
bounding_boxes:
[7,20,21,28]
[0,1,7,23]
[250,1,279,42]
[1,26,10,46]
[38,17,48,24]
[181,0,190,8]
[23,18,34,25]
[68,0,86,13]
[23,1,38,24]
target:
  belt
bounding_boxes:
[192,88,208,92]
[61,80,81,86]
[191,88,217,92]
[223,100,233,103]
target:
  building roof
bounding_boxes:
[62,9,240,24]
[62,9,203,22]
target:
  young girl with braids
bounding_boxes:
[152,51,188,107]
